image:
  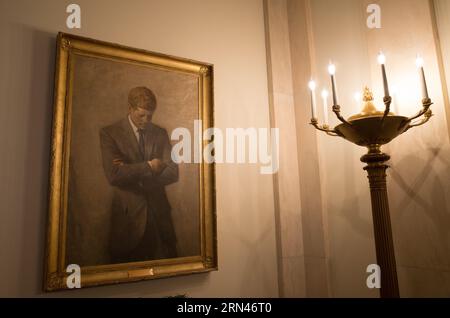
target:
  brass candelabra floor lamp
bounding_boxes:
[308,54,433,298]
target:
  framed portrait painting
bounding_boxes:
[44,33,217,291]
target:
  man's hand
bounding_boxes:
[112,158,124,166]
[148,158,166,174]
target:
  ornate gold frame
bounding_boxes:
[44,32,217,291]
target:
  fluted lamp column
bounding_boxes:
[361,145,399,297]
[344,88,402,298]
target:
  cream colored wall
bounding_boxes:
[0,0,279,297]
[434,0,450,137]
[264,0,305,297]
[264,0,332,298]
[287,0,331,298]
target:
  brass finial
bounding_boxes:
[363,86,374,102]
[348,86,393,120]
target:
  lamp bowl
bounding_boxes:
[335,115,409,147]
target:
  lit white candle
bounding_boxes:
[321,89,329,125]
[308,80,317,119]
[328,63,338,105]
[416,55,429,99]
[377,52,390,98]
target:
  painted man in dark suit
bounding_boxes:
[100,86,178,263]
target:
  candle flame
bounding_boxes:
[321,89,329,99]
[377,52,386,65]
[416,55,424,68]
[328,63,336,75]
[308,80,316,91]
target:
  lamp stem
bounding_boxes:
[361,145,400,298]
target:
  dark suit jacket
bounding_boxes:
[99,118,178,260]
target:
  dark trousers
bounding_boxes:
[111,209,178,264]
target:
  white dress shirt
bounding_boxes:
[128,115,141,143]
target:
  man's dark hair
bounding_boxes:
[128,86,157,111]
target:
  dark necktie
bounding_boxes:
[138,129,145,157]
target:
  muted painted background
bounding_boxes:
[67,54,201,266]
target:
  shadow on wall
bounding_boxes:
[389,147,450,273]
[325,145,379,297]
[331,145,450,249]
[4,24,56,296]
[333,146,374,239]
